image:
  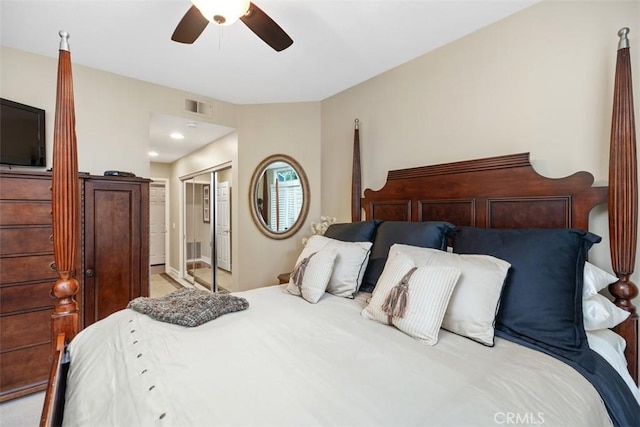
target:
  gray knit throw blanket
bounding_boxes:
[127,288,249,327]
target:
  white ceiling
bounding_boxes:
[149,113,235,163]
[1,0,538,163]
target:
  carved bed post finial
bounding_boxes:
[609,27,638,384]
[352,119,362,222]
[58,30,70,51]
[618,27,629,50]
[51,29,80,351]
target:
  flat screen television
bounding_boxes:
[1,98,46,167]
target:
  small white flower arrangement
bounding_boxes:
[302,215,337,246]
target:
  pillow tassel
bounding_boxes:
[382,267,417,319]
[290,252,317,290]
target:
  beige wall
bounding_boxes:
[321,0,640,291]
[150,162,171,179]
[236,102,322,291]
[0,47,237,177]
[218,167,232,186]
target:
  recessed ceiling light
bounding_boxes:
[149,151,159,157]
[170,132,185,140]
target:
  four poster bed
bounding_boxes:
[41,29,638,426]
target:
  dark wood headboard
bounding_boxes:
[361,152,606,231]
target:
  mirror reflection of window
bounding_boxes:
[268,164,302,232]
[249,154,309,240]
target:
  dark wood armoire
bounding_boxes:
[0,170,149,401]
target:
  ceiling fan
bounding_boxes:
[171,0,293,52]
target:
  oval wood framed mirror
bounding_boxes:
[249,154,310,240]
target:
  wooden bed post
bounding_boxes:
[608,27,639,384]
[352,119,362,222]
[41,30,80,427]
[50,30,80,350]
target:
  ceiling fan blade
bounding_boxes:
[240,2,293,52]
[171,5,209,44]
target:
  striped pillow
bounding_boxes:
[301,235,372,297]
[362,252,461,345]
[286,248,337,303]
[388,244,510,346]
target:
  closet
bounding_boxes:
[182,166,232,293]
[184,171,215,290]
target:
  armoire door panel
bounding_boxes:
[83,179,147,327]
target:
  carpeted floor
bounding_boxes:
[150,272,183,297]
[0,390,43,427]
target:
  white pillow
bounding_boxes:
[583,261,617,298]
[361,252,461,345]
[286,248,337,303]
[301,235,372,297]
[583,293,630,331]
[389,244,510,346]
[587,328,627,356]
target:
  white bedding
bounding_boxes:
[586,329,640,405]
[63,285,612,427]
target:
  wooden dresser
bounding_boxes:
[0,171,57,401]
[0,170,149,401]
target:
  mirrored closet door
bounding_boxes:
[182,166,233,293]
[184,171,215,291]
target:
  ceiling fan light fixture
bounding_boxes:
[192,0,250,26]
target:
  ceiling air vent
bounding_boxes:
[184,98,212,117]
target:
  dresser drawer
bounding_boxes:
[0,342,50,400]
[0,202,52,226]
[0,177,51,200]
[0,309,50,350]
[0,282,55,313]
[0,227,53,256]
[0,254,56,284]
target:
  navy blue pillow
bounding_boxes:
[451,227,601,360]
[360,221,453,293]
[324,220,381,243]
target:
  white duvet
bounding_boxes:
[63,285,612,427]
